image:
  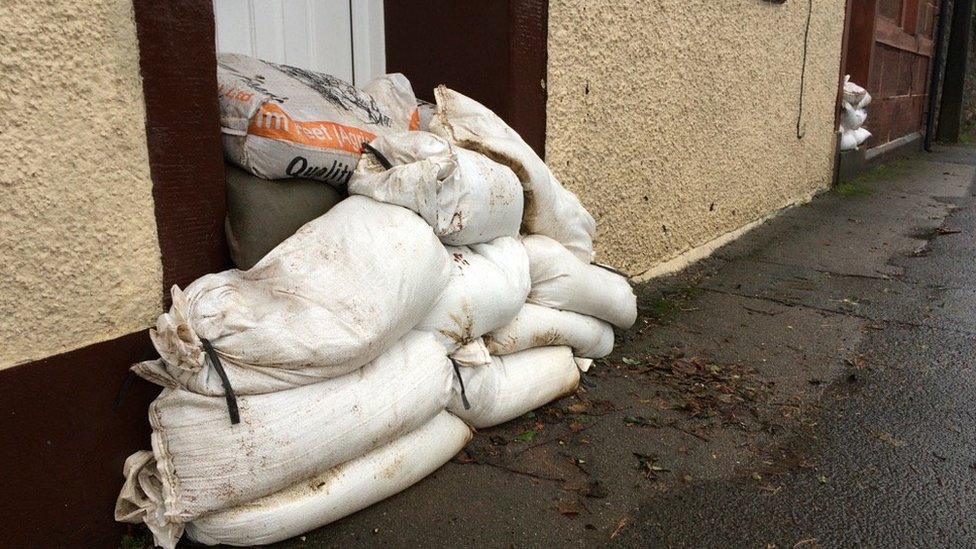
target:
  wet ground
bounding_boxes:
[188,144,976,548]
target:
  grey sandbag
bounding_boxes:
[224,164,345,269]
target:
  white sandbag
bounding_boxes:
[839,127,873,151]
[429,86,597,262]
[140,196,452,395]
[185,412,472,547]
[522,235,637,329]
[417,237,530,352]
[350,131,524,245]
[218,53,418,186]
[842,75,871,109]
[484,303,614,358]
[135,331,454,528]
[839,104,868,131]
[839,129,858,151]
[449,346,580,428]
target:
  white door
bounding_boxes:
[213,0,385,86]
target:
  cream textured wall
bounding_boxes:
[546,0,845,275]
[0,0,162,369]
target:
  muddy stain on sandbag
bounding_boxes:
[453,139,536,232]
[380,454,405,479]
[530,328,563,348]
[439,307,475,347]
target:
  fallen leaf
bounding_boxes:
[566,402,591,414]
[556,501,583,516]
[621,356,642,366]
[876,431,907,447]
[513,430,537,443]
[624,415,659,427]
[610,516,631,539]
[569,421,586,433]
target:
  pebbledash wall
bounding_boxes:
[0,0,163,369]
[545,0,847,276]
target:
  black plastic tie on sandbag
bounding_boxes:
[577,366,596,389]
[362,142,393,170]
[592,262,629,278]
[113,370,137,410]
[450,358,472,410]
[200,338,240,425]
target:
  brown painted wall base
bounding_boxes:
[0,332,160,547]
[384,0,549,157]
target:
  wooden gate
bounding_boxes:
[841,0,941,148]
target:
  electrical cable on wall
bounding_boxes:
[797,0,813,139]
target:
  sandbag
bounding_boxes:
[484,303,614,358]
[451,337,492,367]
[218,53,418,186]
[350,131,523,245]
[842,75,871,110]
[139,196,451,395]
[184,412,472,547]
[522,235,637,329]
[449,346,580,429]
[838,104,867,132]
[224,164,345,270]
[839,127,872,151]
[124,331,454,534]
[417,237,530,352]
[429,86,596,261]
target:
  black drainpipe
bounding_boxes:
[924,0,953,151]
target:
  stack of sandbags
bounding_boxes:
[419,87,637,428]
[839,75,871,151]
[118,73,637,548]
[350,131,529,363]
[117,194,470,548]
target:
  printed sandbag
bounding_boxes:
[218,53,419,186]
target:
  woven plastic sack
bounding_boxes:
[839,104,868,132]
[116,331,454,542]
[218,53,418,186]
[522,235,637,329]
[429,86,596,261]
[350,131,523,245]
[417,237,530,353]
[137,196,451,395]
[449,346,580,428]
[484,303,614,358]
[184,412,472,547]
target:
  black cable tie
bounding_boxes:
[362,142,393,170]
[113,370,137,410]
[592,262,629,278]
[451,359,471,410]
[577,366,596,389]
[200,338,240,425]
